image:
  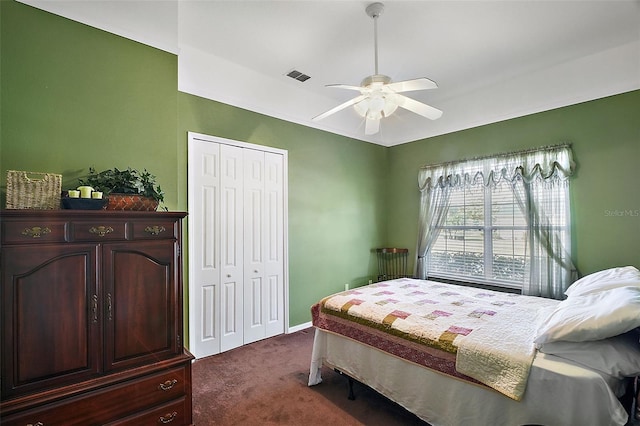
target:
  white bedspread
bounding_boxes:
[455,306,544,401]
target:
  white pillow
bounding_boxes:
[534,286,640,345]
[539,331,640,378]
[565,266,640,297]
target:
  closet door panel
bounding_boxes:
[220,144,244,352]
[243,149,266,343]
[264,152,285,337]
[188,140,222,358]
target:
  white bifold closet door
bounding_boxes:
[188,134,286,359]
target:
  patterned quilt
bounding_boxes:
[312,278,557,400]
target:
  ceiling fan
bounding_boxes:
[313,2,443,135]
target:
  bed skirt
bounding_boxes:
[309,328,630,426]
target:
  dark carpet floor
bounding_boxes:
[191,328,640,426]
[191,328,428,425]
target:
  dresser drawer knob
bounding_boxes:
[21,227,51,238]
[159,411,178,424]
[144,225,166,235]
[26,423,44,426]
[158,379,178,391]
[89,226,114,237]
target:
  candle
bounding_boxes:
[77,186,94,198]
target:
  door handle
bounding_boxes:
[107,293,113,321]
[92,294,98,323]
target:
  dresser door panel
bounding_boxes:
[1,244,100,397]
[103,241,179,371]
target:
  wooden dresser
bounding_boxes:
[0,210,193,425]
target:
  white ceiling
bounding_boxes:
[20,0,640,146]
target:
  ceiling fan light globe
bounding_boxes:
[381,92,399,116]
[369,95,386,113]
[382,101,398,117]
[353,92,398,120]
[367,111,383,120]
[353,99,369,117]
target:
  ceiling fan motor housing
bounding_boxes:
[361,74,392,88]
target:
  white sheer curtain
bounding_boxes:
[415,144,577,299]
[513,173,577,298]
[415,175,451,279]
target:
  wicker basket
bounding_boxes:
[105,194,159,211]
[6,170,62,210]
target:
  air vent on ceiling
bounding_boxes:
[286,69,311,82]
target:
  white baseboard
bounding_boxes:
[287,321,312,333]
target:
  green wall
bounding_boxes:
[0,1,179,203]
[387,90,640,276]
[0,1,388,330]
[1,1,638,333]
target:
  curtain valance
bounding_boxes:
[418,144,575,192]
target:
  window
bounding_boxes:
[417,145,575,298]
[429,178,529,288]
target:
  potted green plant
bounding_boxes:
[79,167,165,211]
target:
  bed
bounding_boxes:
[308,268,640,426]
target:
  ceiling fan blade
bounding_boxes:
[396,94,443,120]
[385,78,438,93]
[312,94,368,121]
[326,84,366,92]
[365,117,380,135]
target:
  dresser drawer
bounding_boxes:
[1,365,190,426]
[130,219,178,240]
[71,221,127,241]
[2,220,67,244]
[105,397,190,426]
